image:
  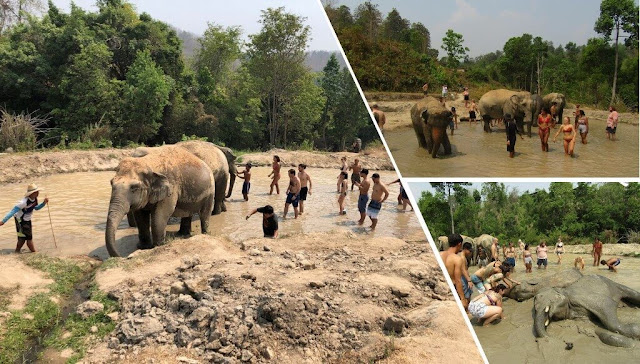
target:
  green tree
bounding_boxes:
[354,1,382,41]
[380,8,409,42]
[441,29,469,68]
[319,54,342,148]
[193,23,242,88]
[594,0,639,104]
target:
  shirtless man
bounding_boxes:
[349,158,362,191]
[366,173,389,231]
[297,164,312,214]
[470,260,504,293]
[490,238,499,262]
[440,234,468,308]
[236,163,252,201]
[355,169,370,225]
[601,257,621,273]
[504,242,516,267]
[468,100,479,124]
[371,104,386,131]
[459,242,475,309]
[283,169,300,219]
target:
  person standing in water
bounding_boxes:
[554,237,565,264]
[337,172,348,215]
[349,158,362,191]
[606,105,619,141]
[440,234,468,308]
[450,106,457,135]
[297,164,312,214]
[283,169,300,219]
[366,173,389,231]
[504,242,516,267]
[553,116,577,156]
[575,110,589,144]
[268,155,281,195]
[354,169,370,225]
[537,108,553,152]
[337,156,348,193]
[536,241,548,269]
[592,237,603,267]
[523,244,533,273]
[463,87,470,108]
[237,163,252,201]
[390,179,412,211]
[0,184,49,253]
[468,99,479,124]
[505,114,524,158]
[371,104,386,131]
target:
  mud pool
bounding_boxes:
[0,168,422,259]
[473,252,640,363]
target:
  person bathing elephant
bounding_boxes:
[478,89,541,135]
[542,93,566,125]
[106,146,215,257]
[411,96,454,158]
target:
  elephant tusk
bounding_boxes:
[545,318,550,327]
[545,306,550,313]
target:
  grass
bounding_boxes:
[0,286,16,311]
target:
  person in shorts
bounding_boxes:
[354,169,370,225]
[463,87,470,107]
[601,257,621,272]
[246,205,278,238]
[297,164,312,214]
[237,163,252,201]
[468,100,478,124]
[536,241,548,269]
[366,173,389,231]
[349,158,362,191]
[606,105,618,140]
[283,169,300,219]
[0,183,49,253]
[450,106,457,135]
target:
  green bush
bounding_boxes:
[0,109,48,152]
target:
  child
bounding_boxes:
[338,172,348,215]
[237,163,252,201]
[574,256,585,271]
[0,184,49,253]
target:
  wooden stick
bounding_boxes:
[45,196,57,248]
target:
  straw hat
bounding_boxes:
[25,183,42,197]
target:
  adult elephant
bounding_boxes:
[106,146,215,257]
[506,269,582,301]
[411,96,453,158]
[541,92,566,124]
[216,145,238,198]
[436,234,476,264]
[478,89,542,135]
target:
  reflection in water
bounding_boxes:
[385,118,639,177]
[474,252,640,363]
[0,168,421,259]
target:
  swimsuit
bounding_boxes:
[524,256,533,265]
[538,115,551,138]
[468,300,487,318]
[470,274,486,293]
[460,276,472,299]
[242,181,250,195]
[358,194,369,213]
[366,200,382,219]
[285,192,299,208]
[505,257,516,267]
[400,187,408,200]
[556,243,564,255]
[299,187,308,201]
[469,110,476,119]
[351,172,361,183]
[612,258,621,267]
[577,117,587,134]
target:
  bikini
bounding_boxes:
[562,125,573,141]
[577,117,587,134]
[538,114,551,137]
[468,292,498,319]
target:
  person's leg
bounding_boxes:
[275,179,280,194]
[294,206,299,219]
[338,195,344,213]
[283,203,289,219]
[15,239,26,253]
[371,218,378,230]
[299,200,304,214]
[482,306,503,326]
[564,140,569,154]
[26,240,36,252]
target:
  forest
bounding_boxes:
[0,0,377,152]
[419,182,640,246]
[324,1,639,109]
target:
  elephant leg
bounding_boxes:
[616,283,640,306]
[134,210,152,249]
[126,211,137,227]
[441,133,452,155]
[424,124,434,153]
[413,124,428,149]
[596,328,637,348]
[213,175,227,215]
[199,195,215,234]
[430,127,444,158]
[526,121,532,137]
[482,116,491,133]
[588,300,640,340]
[177,217,192,236]
[150,200,174,247]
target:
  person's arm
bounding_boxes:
[273,229,278,239]
[0,206,21,226]
[462,259,473,289]
[35,198,48,210]
[308,175,312,194]
[245,208,258,220]
[552,127,562,141]
[453,261,467,307]
[585,117,589,133]
[380,184,390,203]
[571,126,576,140]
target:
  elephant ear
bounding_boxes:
[510,94,524,105]
[147,171,172,204]
[420,109,429,124]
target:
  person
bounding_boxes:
[477,246,488,267]
[537,108,553,152]
[337,156,348,193]
[389,179,412,211]
[441,84,448,99]
[351,137,362,153]
[297,164,312,214]
[504,242,516,267]
[468,100,478,124]
[575,110,589,144]
[536,241,548,269]
[422,82,429,96]
[592,237,603,267]
[553,116,576,156]
[550,101,558,124]
[554,237,565,264]
[523,244,533,273]
[518,239,525,259]
[440,234,468,308]
[337,171,348,215]
[366,173,389,231]
[606,105,618,141]
[463,87,470,107]
[505,114,524,158]
[371,104,386,131]
[601,257,621,272]
[283,169,300,219]
[439,96,446,107]
[470,260,502,293]
[246,205,278,238]
[268,155,281,195]
[459,242,475,309]
[486,264,520,290]
[349,158,362,191]
[450,106,457,134]
[574,104,581,124]
[0,184,49,253]
[354,169,370,225]
[468,284,507,326]
[236,163,252,201]
[490,238,499,262]
[574,256,585,271]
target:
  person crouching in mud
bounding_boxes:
[354,169,370,225]
[366,173,389,231]
[0,184,49,253]
[468,284,507,326]
[246,205,278,238]
[283,169,300,219]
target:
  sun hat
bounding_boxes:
[25,183,42,197]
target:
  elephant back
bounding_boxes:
[542,92,566,110]
[411,96,451,127]
[478,89,518,119]
[176,140,230,178]
[474,234,496,249]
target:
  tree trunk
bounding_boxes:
[611,22,620,106]
[448,186,455,234]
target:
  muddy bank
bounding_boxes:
[82,231,482,363]
[562,243,640,256]
[240,148,393,170]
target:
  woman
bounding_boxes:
[450,106,458,133]
[468,284,507,326]
[554,238,565,264]
[337,157,348,192]
[575,110,589,144]
[268,155,281,195]
[606,106,618,141]
[470,260,502,293]
[337,172,348,215]
[553,116,576,156]
[537,108,553,152]
[523,244,533,273]
[505,114,524,158]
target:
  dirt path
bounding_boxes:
[240,147,394,170]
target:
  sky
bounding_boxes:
[333,0,638,57]
[50,0,340,51]
[408,182,557,199]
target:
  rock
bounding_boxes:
[249,249,261,256]
[118,317,163,343]
[107,337,120,349]
[261,346,275,360]
[177,356,200,363]
[300,260,315,270]
[4,147,14,153]
[188,307,214,329]
[241,349,253,362]
[206,339,222,351]
[90,325,98,333]
[283,262,296,269]
[383,316,406,334]
[170,282,189,295]
[175,326,194,347]
[60,348,75,358]
[391,287,410,298]
[107,312,119,321]
[76,301,105,319]
[241,273,257,281]
[209,274,225,289]
[218,345,235,355]
[22,313,34,320]
[263,245,272,252]
[179,256,201,271]
[309,281,325,288]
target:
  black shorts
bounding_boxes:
[286,192,299,207]
[15,218,32,241]
[299,187,308,201]
[469,111,476,119]
[464,95,469,101]
[606,126,617,134]
[242,181,250,195]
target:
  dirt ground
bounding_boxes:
[563,243,640,256]
[0,256,53,311]
[240,148,393,170]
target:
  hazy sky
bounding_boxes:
[50,0,340,51]
[333,0,638,57]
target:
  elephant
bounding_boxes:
[215,145,238,198]
[436,234,476,265]
[410,96,454,158]
[541,92,566,125]
[533,274,640,347]
[477,89,542,135]
[506,269,583,301]
[473,234,496,259]
[106,146,215,257]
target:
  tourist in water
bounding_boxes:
[390,179,412,211]
[297,164,312,214]
[450,106,457,134]
[366,173,389,231]
[468,284,507,326]
[337,171,348,215]
[337,156,348,193]
[0,184,49,253]
[574,256,585,271]
[606,105,619,141]
[371,104,386,131]
[354,169,370,225]
[470,260,503,293]
[592,237,603,267]
[537,108,553,152]
[283,169,300,219]
[601,257,621,272]
[468,99,479,124]
[237,163,252,201]
[349,158,362,191]
[554,237,565,264]
[268,155,281,195]
[246,205,278,238]
[523,244,533,273]
[575,110,589,144]
[553,116,576,156]
[441,234,468,308]
[504,242,517,267]
[463,87,470,107]
[536,241,548,269]
[505,114,524,158]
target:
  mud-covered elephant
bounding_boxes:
[478,89,542,135]
[541,92,566,124]
[506,269,582,301]
[106,146,215,257]
[533,274,640,347]
[411,96,453,158]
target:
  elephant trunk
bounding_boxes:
[105,195,130,258]
[534,306,550,337]
[226,171,236,198]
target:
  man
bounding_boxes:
[422,82,429,96]
[550,101,558,124]
[246,205,278,238]
[0,183,49,253]
[237,163,252,201]
[490,238,499,262]
[536,241,548,269]
[592,237,603,267]
[601,257,621,273]
[371,104,386,131]
[441,84,448,99]
[459,242,475,310]
[440,234,467,308]
[354,169,370,225]
[366,173,389,231]
[349,158,362,191]
[283,169,300,219]
[505,242,516,267]
[297,164,312,214]
[463,87,469,107]
[468,99,479,124]
[390,179,412,211]
[606,106,619,141]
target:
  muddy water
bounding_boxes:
[0,168,422,259]
[474,252,640,363]
[384,119,639,177]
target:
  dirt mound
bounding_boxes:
[0,255,54,310]
[86,231,482,363]
[564,243,640,256]
[240,149,394,170]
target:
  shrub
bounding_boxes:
[0,109,49,152]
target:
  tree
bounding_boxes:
[354,1,382,41]
[594,0,639,104]
[441,29,469,68]
[407,22,430,54]
[319,54,342,148]
[193,23,242,88]
[0,0,43,34]
[431,182,471,234]
[381,8,409,42]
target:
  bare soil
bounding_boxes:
[563,243,640,256]
[0,255,53,311]
[240,148,393,170]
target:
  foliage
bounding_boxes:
[0,108,48,151]
[441,29,469,68]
